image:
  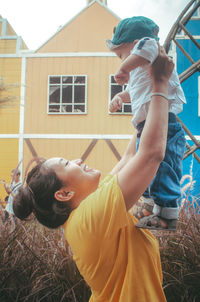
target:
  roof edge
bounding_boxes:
[35,0,120,53]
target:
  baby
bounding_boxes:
[106,16,186,230]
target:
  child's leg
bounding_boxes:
[136,113,186,230]
[151,114,186,218]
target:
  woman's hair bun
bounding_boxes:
[13,186,34,220]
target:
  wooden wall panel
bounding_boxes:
[37,2,119,53]
[0,58,21,133]
[25,57,133,135]
[22,138,131,180]
[0,139,19,200]
[6,22,16,36]
[23,138,100,176]
[0,40,17,53]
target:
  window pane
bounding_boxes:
[62,86,72,103]
[124,104,132,113]
[50,76,60,84]
[61,105,68,112]
[74,86,85,103]
[111,85,122,99]
[62,76,72,84]
[74,105,85,113]
[49,86,60,103]
[111,76,116,83]
[48,75,86,115]
[74,76,85,84]
[65,105,72,112]
[49,105,60,112]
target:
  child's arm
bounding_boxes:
[115,54,150,86]
[109,91,130,113]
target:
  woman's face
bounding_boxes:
[43,158,101,200]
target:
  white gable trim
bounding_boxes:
[0,18,7,36]
[88,0,120,20]
[87,0,107,5]
[35,1,120,53]
[16,36,22,53]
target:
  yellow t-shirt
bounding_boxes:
[63,174,166,302]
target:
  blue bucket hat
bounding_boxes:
[106,16,159,50]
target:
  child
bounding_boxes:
[106,16,186,231]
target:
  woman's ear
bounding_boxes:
[54,190,74,202]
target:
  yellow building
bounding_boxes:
[0,0,134,198]
[0,14,27,198]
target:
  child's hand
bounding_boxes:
[109,95,122,113]
[114,69,129,86]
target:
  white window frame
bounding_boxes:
[108,74,132,115]
[47,75,87,115]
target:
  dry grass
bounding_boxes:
[0,194,199,302]
[0,209,90,302]
[156,197,200,302]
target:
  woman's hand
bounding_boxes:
[149,46,174,87]
[117,45,173,211]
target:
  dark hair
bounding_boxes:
[13,162,72,229]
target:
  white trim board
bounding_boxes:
[1,18,7,36]
[0,134,199,140]
[0,52,116,58]
[24,134,133,140]
[0,35,19,40]
[18,57,27,170]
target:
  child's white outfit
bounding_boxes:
[126,37,186,127]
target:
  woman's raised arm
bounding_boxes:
[117,47,174,210]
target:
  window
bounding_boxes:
[109,75,132,114]
[48,75,87,114]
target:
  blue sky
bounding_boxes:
[0,0,189,50]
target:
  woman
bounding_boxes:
[14,47,173,302]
